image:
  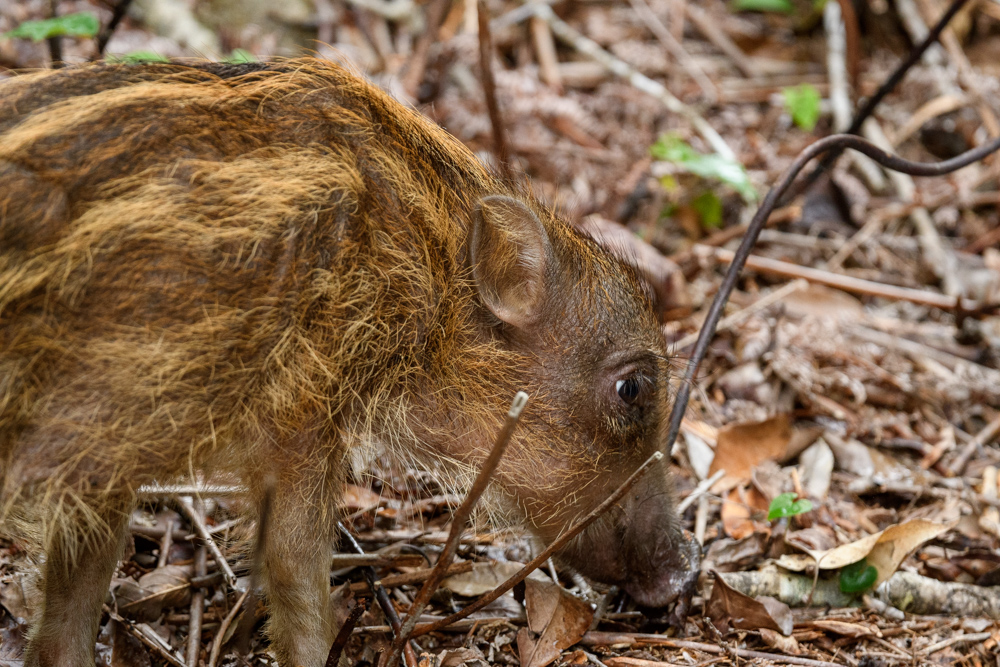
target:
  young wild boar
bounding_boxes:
[0,59,699,666]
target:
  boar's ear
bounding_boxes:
[469,195,551,329]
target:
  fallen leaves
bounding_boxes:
[703,414,823,539]
[706,571,792,636]
[516,578,593,667]
[779,519,951,587]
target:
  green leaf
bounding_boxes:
[731,0,795,13]
[650,134,756,203]
[107,50,170,64]
[839,558,878,593]
[783,84,822,131]
[223,48,256,64]
[2,12,100,42]
[767,492,813,521]
[692,191,723,229]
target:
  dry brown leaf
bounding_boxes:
[114,564,193,622]
[442,561,549,597]
[341,484,383,511]
[438,646,487,667]
[706,571,793,635]
[778,519,949,585]
[516,578,593,667]
[759,627,800,654]
[0,572,35,623]
[721,486,770,540]
[803,619,880,638]
[710,415,793,493]
[111,619,152,667]
[782,284,863,321]
[703,532,769,572]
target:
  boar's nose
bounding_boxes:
[622,528,701,609]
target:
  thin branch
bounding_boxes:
[186,499,207,667]
[683,3,754,78]
[478,0,513,180]
[787,0,972,199]
[386,392,528,665]
[946,413,1000,477]
[530,15,562,91]
[663,131,1000,453]
[47,0,62,68]
[206,588,250,667]
[708,247,977,311]
[581,632,845,667]
[326,597,369,667]
[156,518,173,568]
[178,496,237,589]
[348,561,474,594]
[95,0,135,56]
[337,523,418,667]
[106,606,187,667]
[408,450,664,638]
[400,0,450,99]
[671,279,808,352]
[676,468,726,514]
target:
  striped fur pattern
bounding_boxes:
[0,59,695,666]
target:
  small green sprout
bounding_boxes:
[107,51,170,64]
[731,0,794,13]
[783,84,822,132]
[2,12,99,42]
[650,134,756,203]
[839,558,878,593]
[767,492,813,521]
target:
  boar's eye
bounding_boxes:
[615,374,650,407]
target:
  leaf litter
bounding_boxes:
[2,0,1000,665]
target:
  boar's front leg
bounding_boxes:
[251,441,342,667]
[24,496,132,667]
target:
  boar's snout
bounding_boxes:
[620,523,701,608]
[559,469,701,608]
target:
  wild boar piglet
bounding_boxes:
[0,59,699,667]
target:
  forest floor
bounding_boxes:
[2,0,1000,666]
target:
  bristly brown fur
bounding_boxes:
[0,58,695,666]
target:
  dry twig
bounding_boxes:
[947,413,1000,477]
[95,0,135,56]
[178,496,237,589]
[581,632,843,667]
[626,0,717,102]
[478,0,512,179]
[386,392,528,665]
[408,450,665,638]
[708,246,977,312]
[206,588,250,667]
[186,500,207,667]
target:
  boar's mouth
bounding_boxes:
[619,528,700,608]
[558,517,701,609]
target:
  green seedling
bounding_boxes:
[731,0,794,13]
[767,492,813,520]
[650,134,756,203]
[107,51,170,64]
[2,12,99,42]
[783,84,822,131]
[839,558,878,593]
